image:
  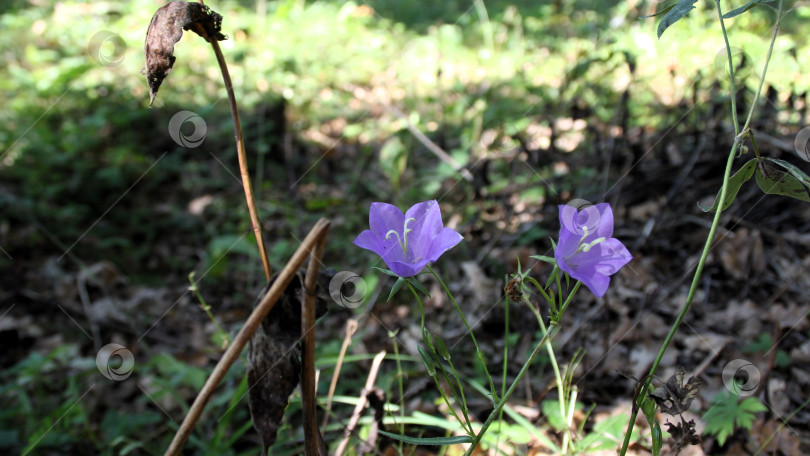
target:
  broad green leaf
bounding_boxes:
[417,346,436,377]
[722,0,774,19]
[541,400,566,431]
[657,0,698,39]
[703,392,767,445]
[576,413,637,452]
[764,157,810,187]
[699,158,757,211]
[378,430,472,445]
[755,163,810,202]
[388,277,406,301]
[541,400,582,431]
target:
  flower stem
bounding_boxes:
[205,14,272,281]
[406,281,474,435]
[716,0,740,136]
[427,265,499,402]
[618,3,782,453]
[463,323,560,455]
[537,305,571,453]
[463,279,581,455]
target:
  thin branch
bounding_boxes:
[334,351,387,456]
[322,319,359,428]
[389,106,474,182]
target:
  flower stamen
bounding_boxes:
[565,225,607,261]
[386,217,417,255]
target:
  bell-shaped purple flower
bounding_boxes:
[354,200,463,277]
[554,203,633,298]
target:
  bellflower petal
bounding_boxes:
[428,228,463,262]
[554,203,632,298]
[354,200,463,277]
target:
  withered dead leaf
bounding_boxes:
[649,367,703,416]
[144,1,226,105]
[246,270,332,453]
[664,418,701,455]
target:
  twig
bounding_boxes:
[164,218,331,456]
[389,106,474,182]
[322,319,359,428]
[334,350,387,456]
[301,226,330,456]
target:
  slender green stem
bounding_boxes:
[188,272,228,347]
[463,324,560,455]
[463,279,582,455]
[390,331,406,437]
[716,0,740,135]
[427,265,499,403]
[617,140,740,456]
[497,296,510,450]
[556,281,581,319]
[741,0,782,133]
[619,2,783,454]
[406,281,473,435]
[537,307,571,454]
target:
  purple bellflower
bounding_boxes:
[554,203,632,298]
[354,200,462,277]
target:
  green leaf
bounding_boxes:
[703,392,767,445]
[378,430,473,445]
[651,422,663,456]
[529,255,556,265]
[640,394,658,427]
[699,159,757,211]
[641,3,676,18]
[417,346,436,377]
[657,0,698,39]
[407,277,432,298]
[576,413,635,452]
[434,336,451,361]
[541,400,582,432]
[379,136,408,191]
[722,0,774,19]
[388,277,406,301]
[373,267,400,277]
[755,163,810,203]
[763,158,810,187]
